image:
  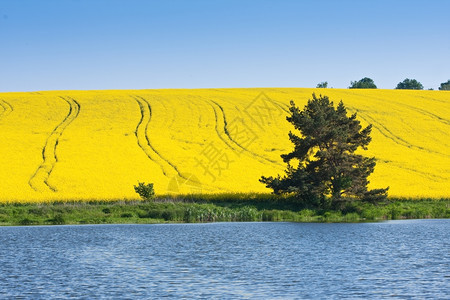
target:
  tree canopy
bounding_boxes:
[260,94,388,208]
[349,77,377,89]
[439,80,450,90]
[316,81,328,88]
[395,78,423,90]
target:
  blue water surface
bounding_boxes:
[0,220,448,299]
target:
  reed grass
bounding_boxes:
[0,194,448,226]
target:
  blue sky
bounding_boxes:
[1,0,449,91]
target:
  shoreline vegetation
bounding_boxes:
[0,194,448,226]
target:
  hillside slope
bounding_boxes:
[0,88,448,202]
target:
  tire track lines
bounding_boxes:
[340,90,450,126]
[209,101,239,152]
[133,95,175,177]
[350,107,448,158]
[343,91,450,148]
[272,99,290,113]
[209,100,283,167]
[29,96,80,192]
[133,95,193,180]
[155,96,176,129]
[405,93,449,105]
[194,98,204,128]
[133,95,226,192]
[386,162,447,182]
[186,96,203,128]
[339,91,450,152]
[0,99,13,119]
[399,103,450,126]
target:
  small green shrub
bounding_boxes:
[361,206,385,220]
[236,206,260,221]
[120,212,134,218]
[343,212,360,222]
[389,206,403,219]
[262,210,280,221]
[161,210,175,221]
[431,204,449,218]
[29,207,51,217]
[134,182,155,201]
[19,217,37,226]
[49,214,66,225]
[299,209,316,219]
[139,209,162,219]
[324,211,343,222]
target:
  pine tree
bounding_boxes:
[260,94,388,208]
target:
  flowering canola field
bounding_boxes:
[0,88,448,202]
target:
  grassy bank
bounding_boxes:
[0,194,448,226]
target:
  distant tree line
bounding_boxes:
[439,80,450,90]
[315,78,450,90]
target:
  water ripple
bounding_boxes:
[0,220,448,299]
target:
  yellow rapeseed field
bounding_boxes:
[0,88,448,202]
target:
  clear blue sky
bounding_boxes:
[1,0,449,92]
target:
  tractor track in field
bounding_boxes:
[156,96,176,129]
[194,99,203,128]
[133,95,228,192]
[351,108,449,158]
[0,99,13,119]
[29,96,80,192]
[209,100,283,167]
[272,99,290,113]
[380,160,447,182]
[342,91,450,149]
[209,101,239,152]
[400,104,450,126]
[186,97,203,128]
[340,90,450,127]
[133,95,176,177]
[403,93,450,105]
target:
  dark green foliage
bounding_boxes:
[28,206,51,217]
[134,182,155,200]
[395,78,424,90]
[349,77,377,89]
[19,217,37,226]
[0,197,447,225]
[138,209,162,219]
[183,205,261,223]
[262,210,282,221]
[120,212,134,218]
[316,81,328,88]
[49,214,66,225]
[260,94,388,208]
[439,80,450,90]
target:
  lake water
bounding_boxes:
[0,220,448,299]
